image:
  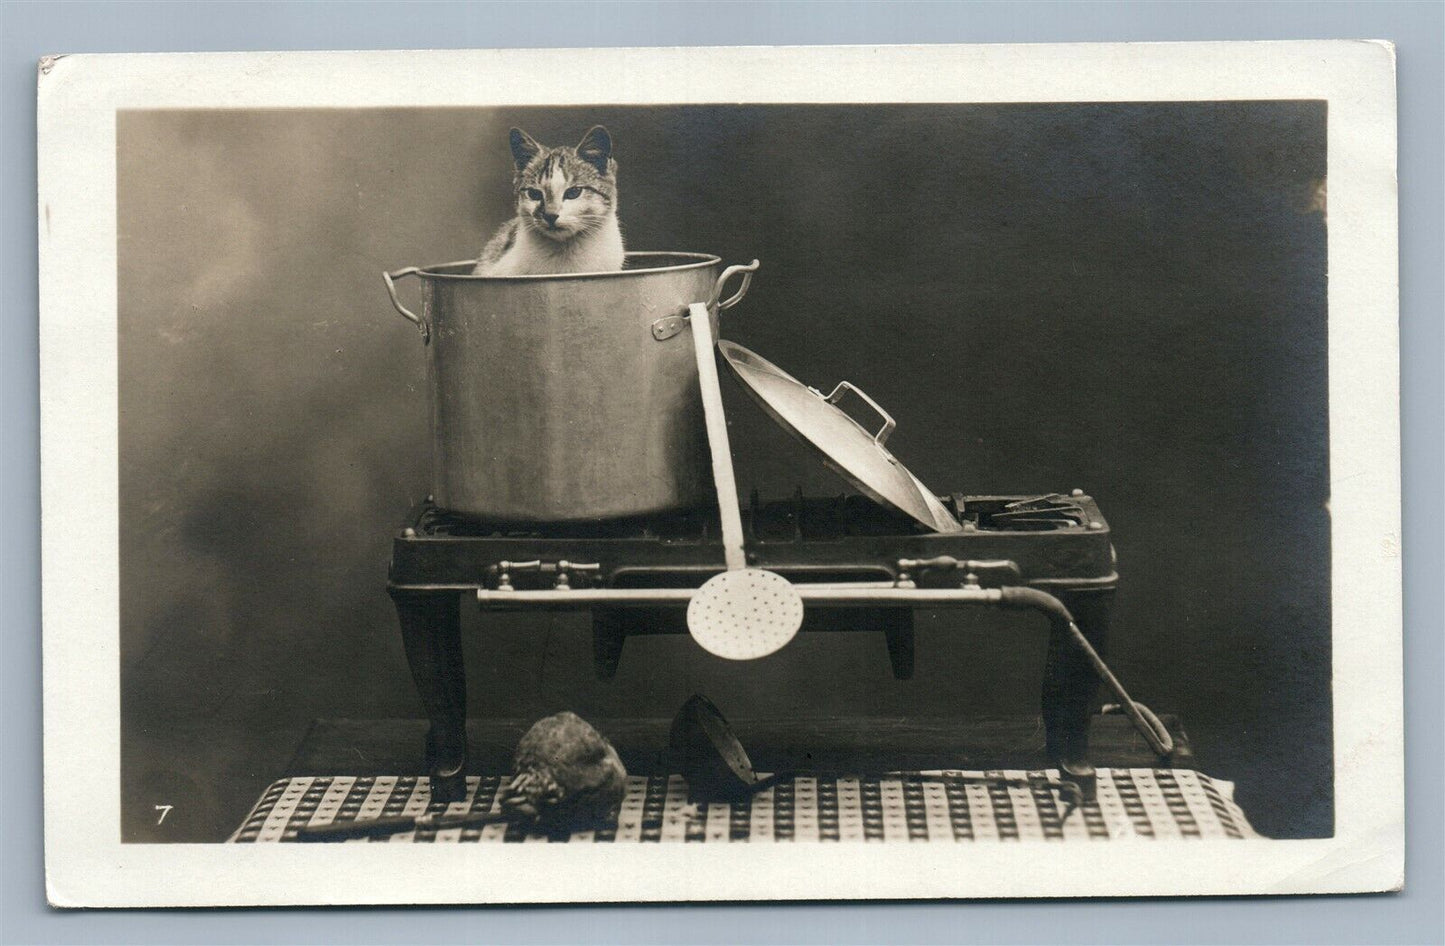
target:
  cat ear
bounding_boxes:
[509,128,542,170]
[575,125,613,173]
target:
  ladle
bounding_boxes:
[670,694,791,803]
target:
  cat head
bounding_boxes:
[508,126,618,243]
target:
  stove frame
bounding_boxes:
[388,492,1119,803]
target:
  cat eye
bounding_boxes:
[563,186,583,200]
[523,188,543,201]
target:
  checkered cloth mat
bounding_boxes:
[230,769,1257,842]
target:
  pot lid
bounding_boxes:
[717,341,963,534]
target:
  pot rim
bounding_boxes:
[416,251,724,282]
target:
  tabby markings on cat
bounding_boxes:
[473,125,625,276]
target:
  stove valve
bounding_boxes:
[492,560,602,591]
[495,560,541,592]
[896,557,1023,589]
[553,560,600,590]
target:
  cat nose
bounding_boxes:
[542,211,560,226]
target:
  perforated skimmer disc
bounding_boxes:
[687,569,804,660]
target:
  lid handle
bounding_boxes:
[824,381,896,446]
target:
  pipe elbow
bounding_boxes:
[998,586,1074,624]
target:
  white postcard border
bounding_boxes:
[38,41,1402,906]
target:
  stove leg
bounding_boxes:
[880,609,915,681]
[592,608,626,680]
[391,588,467,804]
[1041,588,1112,800]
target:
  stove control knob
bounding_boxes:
[496,559,541,591]
[553,560,600,589]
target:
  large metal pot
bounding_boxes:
[385,252,758,523]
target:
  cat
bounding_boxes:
[472,125,625,276]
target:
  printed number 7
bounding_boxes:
[154,804,173,825]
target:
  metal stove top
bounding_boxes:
[390,491,1115,593]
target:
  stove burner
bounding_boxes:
[963,494,1091,531]
[411,490,1090,542]
[413,503,712,541]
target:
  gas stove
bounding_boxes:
[394,490,1113,598]
[388,490,1131,804]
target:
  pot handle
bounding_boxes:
[709,259,760,311]
[825,381,896,446]
[383,267,429,343]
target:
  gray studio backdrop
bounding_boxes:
[118,103,1328,842]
